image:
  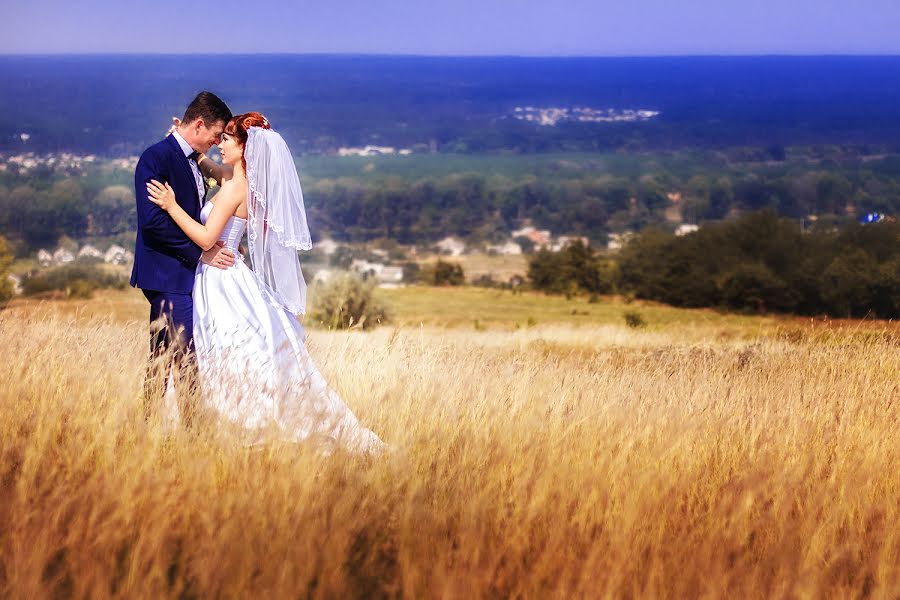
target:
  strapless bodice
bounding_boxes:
[200,201,246,252]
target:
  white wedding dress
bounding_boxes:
[184,201,383,453]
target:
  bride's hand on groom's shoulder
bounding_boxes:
[167,117,180,136]
[146,179,176,212]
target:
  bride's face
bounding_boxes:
[218,132,244,166]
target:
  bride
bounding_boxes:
[146,112,383,454]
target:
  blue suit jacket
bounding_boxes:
[130,135,204,294]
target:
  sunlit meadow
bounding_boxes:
[0,289,897,597]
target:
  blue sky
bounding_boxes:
[4,0,900,55]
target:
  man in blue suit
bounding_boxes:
[130,91,234,427]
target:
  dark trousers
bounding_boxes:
[142,289,199,428]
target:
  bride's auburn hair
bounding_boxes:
[224,112,271,168]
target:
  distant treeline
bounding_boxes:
[0,177,134,253]
[304,158,900,244]
[2,152,900,260]
[528,211,900,318]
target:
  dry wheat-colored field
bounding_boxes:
[0,296,898,598]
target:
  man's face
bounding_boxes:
[185,118,225,153]
[197,120,225,153]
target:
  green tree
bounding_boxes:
[91,185,134,235]
[527,248,568,293]
[717,263,794,313]
[816,173,852,215]
[421,260,464,286]
[871,258,900,318]
[594,259,621,295]
[528,242,618,296]
[707,177,734,220]
[513,235,535,254]
[617,228,674,301]
[400,261,420,284]
[329,246,354,269]
[682,175,711,223]
[821,249,878,317]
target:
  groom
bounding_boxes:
[130,91,235,427]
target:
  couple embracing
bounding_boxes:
[130,91,383,453]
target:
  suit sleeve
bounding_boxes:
[134,151,203,267]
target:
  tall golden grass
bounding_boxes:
[0,308,897,598]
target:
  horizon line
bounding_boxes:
[2,51,900,59]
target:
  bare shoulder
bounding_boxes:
[216,179,248,218]
[217,179,247,202]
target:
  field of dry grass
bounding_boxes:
[415,252,528,284]
[1,291,898,597]
[0,285,831,334]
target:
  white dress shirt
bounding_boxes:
[171,130,206,205]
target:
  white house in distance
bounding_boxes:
[378,266,404,287]
[315,238,340,256]
[104,244,133,265]
[435,236,466,256]
[350,259,386,277]
[78,244,104,260]
[37,249,52,267]
[52,248,75,264]
[551,235,590,251]
[349,260,405,287]
[312,268,337,285]
[607,232,635,252]
[7,274,22,295]
[337,145,413,157]
[675,224,699,236]
[511,106,661,127]
[511,226,551,249]
[37,244,135,267]
[487,241,523,255]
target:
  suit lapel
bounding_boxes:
[166,135,200,215]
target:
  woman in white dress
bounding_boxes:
[146,112,383,454]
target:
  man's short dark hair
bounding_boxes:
[182,91,232,127]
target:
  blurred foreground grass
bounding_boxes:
[0,289,898,597]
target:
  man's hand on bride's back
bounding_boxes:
[201,242,236,270]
